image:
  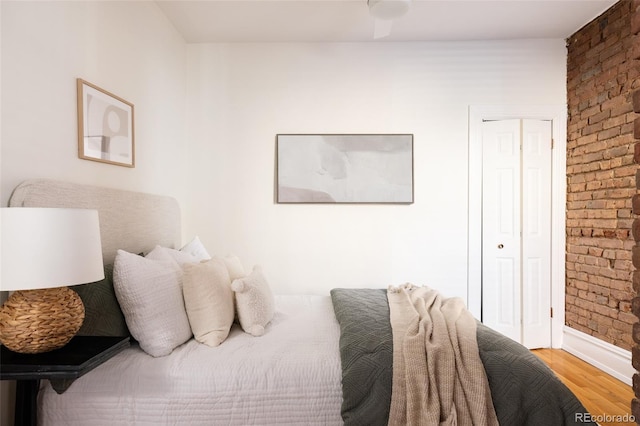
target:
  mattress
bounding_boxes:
[38,295,343,426]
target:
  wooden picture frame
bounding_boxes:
[77,79,135,167]
[276,134,414,204]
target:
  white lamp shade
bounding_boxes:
[368,0,411,20]
[1,208,104,291]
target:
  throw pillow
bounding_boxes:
[180,236,211,261]
[218,255,246,281]
[72,264,129,337]
[113,249,192,357]
[231,265,275,337]
[182,258,234,346]
[148,245,199,267]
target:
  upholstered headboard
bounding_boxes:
[9,179,181,265]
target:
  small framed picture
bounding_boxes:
[77,78,135,167]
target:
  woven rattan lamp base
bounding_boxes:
[0,287,85,354]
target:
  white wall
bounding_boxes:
[0,2,187,424]
[185,40,567,298]
[1,1,188,207]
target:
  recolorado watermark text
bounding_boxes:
[575,413,635,423]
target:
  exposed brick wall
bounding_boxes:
[566,0,637,351]
[630,0,640,421]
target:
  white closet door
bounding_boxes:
[481,119,552,348]
[521,119,552,348]
[482,119,522,343]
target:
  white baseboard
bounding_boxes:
[562,326,633,386]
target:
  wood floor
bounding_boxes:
[532,348,636,426]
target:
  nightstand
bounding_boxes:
[0,335,130,426]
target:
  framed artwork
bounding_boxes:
[77,79,135,167]
[276,134,414,204]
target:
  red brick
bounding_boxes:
[633,7,640,35]
[634,270,640,292]
[631,34,640,60]
[635,144,640,164]
[602,95,626,112]
[611,102,634,117]
[634,346,640,372]
[598,127,622,140]
[600,41,624,62]
[633,398,640,420]
[603,114,627,130]
[633,195,640,215]
[589,110,612,125]
[634,90,640,113]
[632,298,640,318]
[635,118,640,139]
[632,245,640,269]
[633,219,640,241]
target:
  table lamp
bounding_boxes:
[0,208,104,354]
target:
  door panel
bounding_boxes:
[497,258,516,327]
[482,119,521,342]
[521,119,552,349]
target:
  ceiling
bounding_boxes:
[155,0,618,43]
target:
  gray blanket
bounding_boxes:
[330,288,596,426]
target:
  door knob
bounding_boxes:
[497,244,504,249]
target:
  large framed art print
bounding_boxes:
[77,79,135,168]
[276,134,414,204]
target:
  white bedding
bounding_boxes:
[38,295,344,426]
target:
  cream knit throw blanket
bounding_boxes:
[387,284,498,426]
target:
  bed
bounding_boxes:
[7,179,594,426]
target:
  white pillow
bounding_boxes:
[113,249,192,357]
[148,245,199,266]
[231,265,275,337]
[182,259,234,346]
[180,236,211,261]
[217,255,246,281]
